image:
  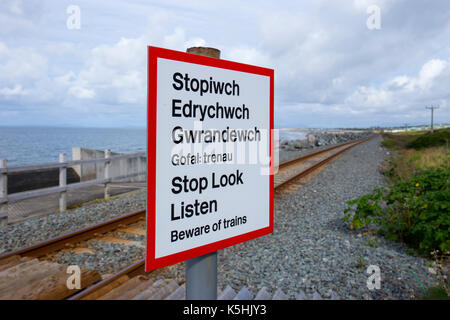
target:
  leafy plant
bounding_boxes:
[365,237,378,248]
[421,286,450,300]
[381,138,396,149]
[345,166,450,254]
[423,250,450,299]
[355,255,367,269]
[406,128,450,149]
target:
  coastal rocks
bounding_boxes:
[278,130,374,164]
[307,134,316,148]
[281,139,308,150]
[280,131,373,152]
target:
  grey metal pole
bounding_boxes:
[186,251,218,299]
[426,105,439,133]
[185,46,220,300]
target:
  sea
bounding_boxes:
[0,126,307,166]
[0,127,147,166]
[278,129,307,142]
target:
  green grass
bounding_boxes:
[381,138,396,149]
[354,255,367,269]
[381,128,450,183]
[381,133,417,150]
[381,128,450,150]
[365,237,378,248]
[394,129,429,136]
[382,146,449,183]
[421,285,450,300]
[406,128,450,149]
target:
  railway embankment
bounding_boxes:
[144,135,440,299]
[0,134,440,299]
[151,135,438,299]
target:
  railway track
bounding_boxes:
[275,134,376,188]
[0,134,377,300]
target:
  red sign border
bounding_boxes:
[146,46,274,271]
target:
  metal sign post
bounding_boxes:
[186,251,218,300]
[184,47,220,300]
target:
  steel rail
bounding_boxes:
[68,259,146,300]
[0,209,145,260]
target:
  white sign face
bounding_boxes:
[146,46,274,270]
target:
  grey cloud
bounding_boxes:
[1,0,449,128]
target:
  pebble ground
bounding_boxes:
[0,136,440,299]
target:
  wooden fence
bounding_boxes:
[0,150,146,225]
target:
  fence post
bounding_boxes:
[59,153,67,212]
[0,159,8,226]
[104,149,111,199]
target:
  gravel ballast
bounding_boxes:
[0,135,440,299]
[0,190,147,255]
[151,135,439,299]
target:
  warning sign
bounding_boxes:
[146,46,274,271]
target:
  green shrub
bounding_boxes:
[421,286,450,300]
[344,166,450,254]
[406,129,450,149]
[381,138,396,149]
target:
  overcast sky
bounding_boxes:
[1,0,449,128]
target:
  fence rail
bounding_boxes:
[0,150,147,225]
[0,152,146,174]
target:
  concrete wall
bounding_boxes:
[8,168,80,194]
[72,147,146,182]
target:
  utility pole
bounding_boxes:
[404,123,408,133]
[425,105,439,133]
